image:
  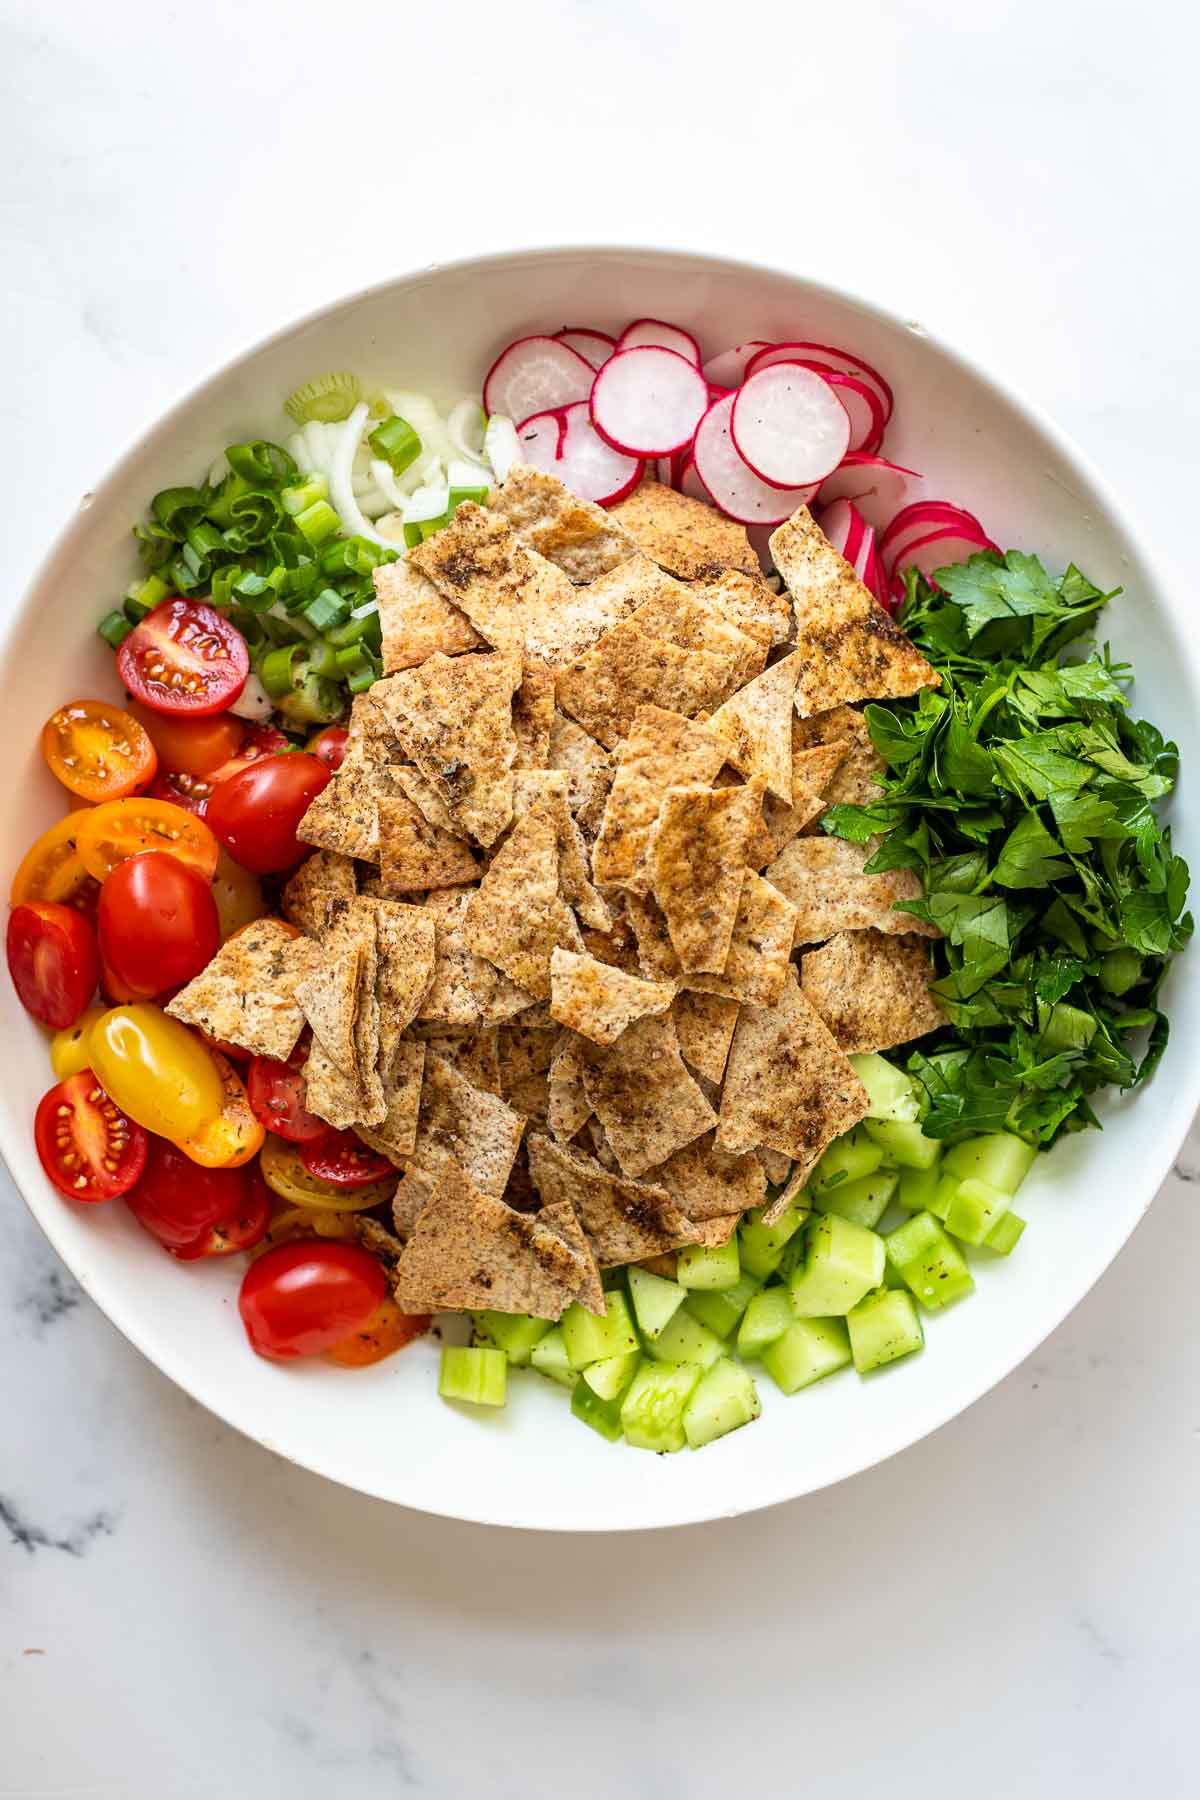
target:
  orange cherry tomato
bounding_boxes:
[326,1297,431,1366]
[41,699,157,802]
[10,815,92,909]
[125,703,244,778]
[173,1051,266,1169]
[74,797,220,883]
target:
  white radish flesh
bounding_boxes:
[802,368,885,454]
[691,392,820,525]
[555,328,616,369]
[328,403,394,548]
[816,454,922,531]
[589,347,709,457]
[448,397,487,461]
[891,526,998,581]
[730,363,851,489]
[617,317,701,365]
[746,340,894,424]
[483,336,594,425]
[517,401,642,506]
[701,341,771,387]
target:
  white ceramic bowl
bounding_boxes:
[3,248,1197,1531]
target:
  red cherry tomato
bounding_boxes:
[246,1041,331,1143]
[34,1071,148,1202]
[326,1297,431,1366]
[140,722,291,818]
[117,599,249,717]
[97,851,220,1000]
[212,725,291,783]
[307,726,349,772]
[145,769,213,817]
[125,1137,267,1257]
[238,1240,387,1360]
[299,1130,394,1188]
[7,901,99,1028]
[206,753,331,874]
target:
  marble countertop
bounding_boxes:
[3,1,1198,1792]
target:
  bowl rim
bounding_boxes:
[4,242,1198,1531]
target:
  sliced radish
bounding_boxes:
[746,340,894,424]
[800,368,884,454]
[679,455,708,504]
[692,392,820,526]
[730,363,851,489]
[816,454,922,530]
[880,500,991,572]
[554,327,616,370]
[517,401,642,506]
[864,544,893,611]
[701,341,771,388]
[819,498,869,567]
[590,347,709,458]
[891,525,998,581]
[483,335,594,425]
[617,317,701,366]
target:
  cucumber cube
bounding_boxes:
[736,1287,796,1360]
[561,1291,639,1369]
[945,1176,1011,1246]
[928,1172,959,1221]
[761,1317,852,1394]
[848,1052,921,1121]
[812,1169,898,1229]
[739,1204,807,1278]
[627,1265,686,1340]
[885,1212,975,1311]
[983,1208,1026,1255]
[582,1349,641,1401]
[529,1326,575,1387]
[620,1360,702,1452]
[677,1237,741,1290]
[811,1125,884,1192]
[651,1308,726,1369]
[846,1287,924,1373]
[685,1271,763,1339]
[571,1376,625,1442]
[439,1345,507,1407]
[861,1117,941,1171]
[942,1132,1037,1195]
[683,1359,762,1449]
[471,1311,552,1365]
[898,1163,942,1214]
[788,1215,886,1316]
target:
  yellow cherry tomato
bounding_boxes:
[48,1004,107,1080]
[89,1005,224,1139]
[211,848,265,942]
[258,1134,396,1212]
[172,1052,265,1169]
[248,1204,360,1258]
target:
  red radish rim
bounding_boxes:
[482,333,595,419]
[691,391,821,526]
[555,326,617,346]
[589,345,710,458]
[880,498,989,554]
[729,361,852,490]
[616,316,702,365]
[745,339,894,421]
[796,366,886,455]
[516,400,643,507]
[816,451,923,514]
[890,524,999,578]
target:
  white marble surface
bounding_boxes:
[3,0,1199,1791]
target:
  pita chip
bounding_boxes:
[796,705,887,822]
[627,870,795,1008]
[462,803,584,1000]
[395,1050,526,1233]
[416,887,534,1029]
[547,1030,593,1141]
[165,919,319,1061]
[497,1019,557,1083]
[579,1011,716,1178]
[757,1146,793,1187]
[393,764,461,835]
[512,660,555,769]
[374,558,481,672]
[354,898,436,1065]
[526,1133,701,1267]
[376,792,479,893]
[648,780,765,974]
[372,649,520,847]
[625,558,767,691]
[549,947,675,1046]
[592,705,726,890]
[800,929,947,1053]
[670,991,739,1086]
[282,850,358,936]
[355,1039,427,1165]
[610,478,759,578]
[511,770,610,931]
[426,1029,503,1097]
[688,1213,742,1248]
[302,1035,373,1132]
[554,617,732,751]
[646,1132,767,1222]
[691,566,792,646]
[763,718,852,854]
[295,943,362,1073]
[706,652,800,802]
[296,739,401,860]
[488,463,636,583]
[765,835,936,943]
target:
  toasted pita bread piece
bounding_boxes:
[716,969,870,1216]
[281,850,358,936]
[646,1132,767,1222]
[497,1019,557,1084]
[295,943,362,1073]
[647,780,764,974]
[393,764,461,835]
[296,739,401,860]
[392,1159,601,1318]
[610,478,759,578]
[627,870,796,1008]
[355,1039,427,1165]
[376,792,480,893]
[506,1065,550,1129]
[768,507,940,715]
[554,616,732,751]
[757,1146,793,1187]
[592,705,726,890]
[547,1030,592,1141]
[374,559,481,672]
[549,947,676,1046]
[321,898,388,1121]
[706,652,800,802]
[764,835,936,943]
[671,991,740,1085]
[415,887,533,1029]
[303,1036,373,1131]
[691,567,792,646]
[763,719,851,854]
[371,649,521,847]
[796,705,887,824]
[353,897,437,1066]
[624,558,767,693]
[462,802,584,1000]
[488,463,636,582]
[800,929,947,1053]
[165,919,320,1061]
[579,1011,716,1178]
[512,660,556,769]
[511,771,610,932]
[527,1133,701,1267]
[689,1213,742,1248]
[394,1050,525,1234]
[425,1029,503,1097]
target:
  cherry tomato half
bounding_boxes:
[10,815,93,910]
[89,1004,225,1140]
[172,1051,265,1169]
[299,1130,393,1188]
[307,726,349,772]
[145,769,213,817]
[7,901,99,1028]
[238,1240,387,1360]
[75,797,220,884]
[34,1071,147,1202]
[117,599,249,717]
[125,1138,268,1258]
[125,703,243,778]
[326,1297,431,1366]
[206,753,331,875]
[258,1134,394,1211]
[145,725,292,818]
[97,851,219,1000]
[49,1004,107,1080]
[41,699,157,802]
[246,1041,331,1143]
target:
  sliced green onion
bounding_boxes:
[97,610,133,649]
[284,373,362,426]
[334,643,371,678]
[259,642,303,699]
[281,473,330,517]
[225,440,298,488]
[293,498,341,546]
[305,640,338,679]
[347,662,379,695]
[302,588,351,633]
[403,513,448,548]
[276,669,342,727]
[368,414,421,475]
[151,485,208,534]
[124,571,170,613]
[448,484,489,513]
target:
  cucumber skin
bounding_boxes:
[620,1361,703,1452]
[846,1288,925,1373]
[683,1359,761,1449]
[626,1265,686,1340]
[761,1318,852,1394]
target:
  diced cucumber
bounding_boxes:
[571,1376,625,1442]
[848,1052,921,1121]
[846,1287,924,1373]
[439,1345,507,1407]
[620,1360,702,1452]
[983,1208,1026,1255]
[861,1117,941,1171]
[529,1326,575,1387]
[651,1308,727,1369]
[683,1359,761,1449]
[627,1265,686,1340]
[945,1176,1011,1246]
[677,1237,741,1291]
[788,1215,886,1316]
[942,1132,1037,1195]
[812,1168,898,1229]
[685,1271,763,1339]
[928,1172,959,1221]
[811,1126,884,1192]
[761,1317,852,1394]
[898,1163,942,1213]
[561,1291,639,1369]
[471,1311,552,1365]
[736,1288,796,1360]
[738,1204,807,1278]
[884,1211,975,1311]
[582,1349,641,1401]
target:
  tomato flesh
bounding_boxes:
[10,816,94,911]
[34,1071,148,1202]
[49,1005,107,1080]
[97,850,219,1000]
[247,1041,331,1143]
[7,901,99,1028]
[327,1297,431,1366]
[238,1240,387,1359]
[89,1004,225,1139]
[126,1138,268,1257]
[125,704,244,777]
[307,726,349,772]
[117,599,249,717]
[299,1129,393,1188]
[41,700,157,801]
[145,726,291,818]
[206,753,331,874]
[75,796,220,883]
